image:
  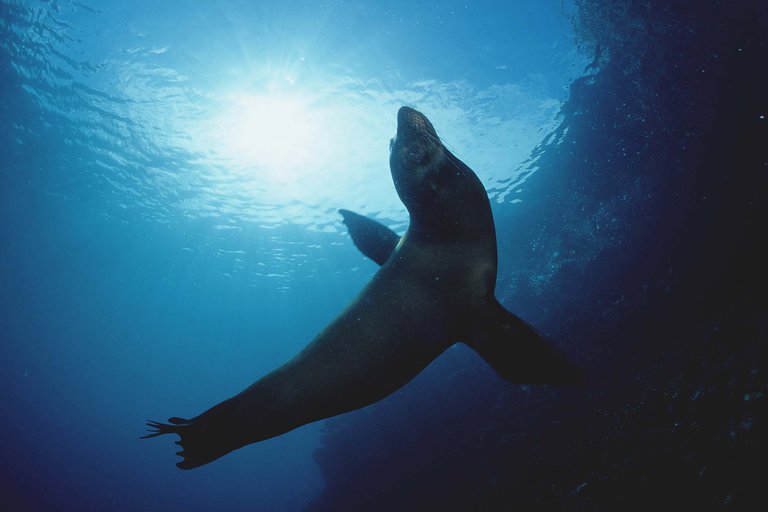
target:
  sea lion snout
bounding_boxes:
[391,106,441,169]
[396,106,437,139]
[389,107,437,165]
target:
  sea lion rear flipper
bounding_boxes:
[339,209,400,265]
[466,300,585,385]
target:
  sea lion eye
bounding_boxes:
[407,146,425,164]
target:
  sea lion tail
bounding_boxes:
[466,300,585,385]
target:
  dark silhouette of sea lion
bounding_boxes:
[143,107,582,469]
[338,209,399,266]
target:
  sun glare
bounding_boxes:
[212,93,326,182]
[192,85,400,217]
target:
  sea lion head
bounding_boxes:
[389,106,491,241]
[389,106,444,214]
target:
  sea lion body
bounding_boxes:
[145,107,581,469]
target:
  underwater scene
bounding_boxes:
[1,0,766,510]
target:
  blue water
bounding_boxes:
[2,0,766,511]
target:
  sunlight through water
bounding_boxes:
[4,0,586,234]
[211,93,328,181]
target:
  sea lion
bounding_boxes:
[144,107,582,469]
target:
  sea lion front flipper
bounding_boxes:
[339,209,400,265]
[141,416,192,439]
[465,300,585,385]
[142,406,244,470]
